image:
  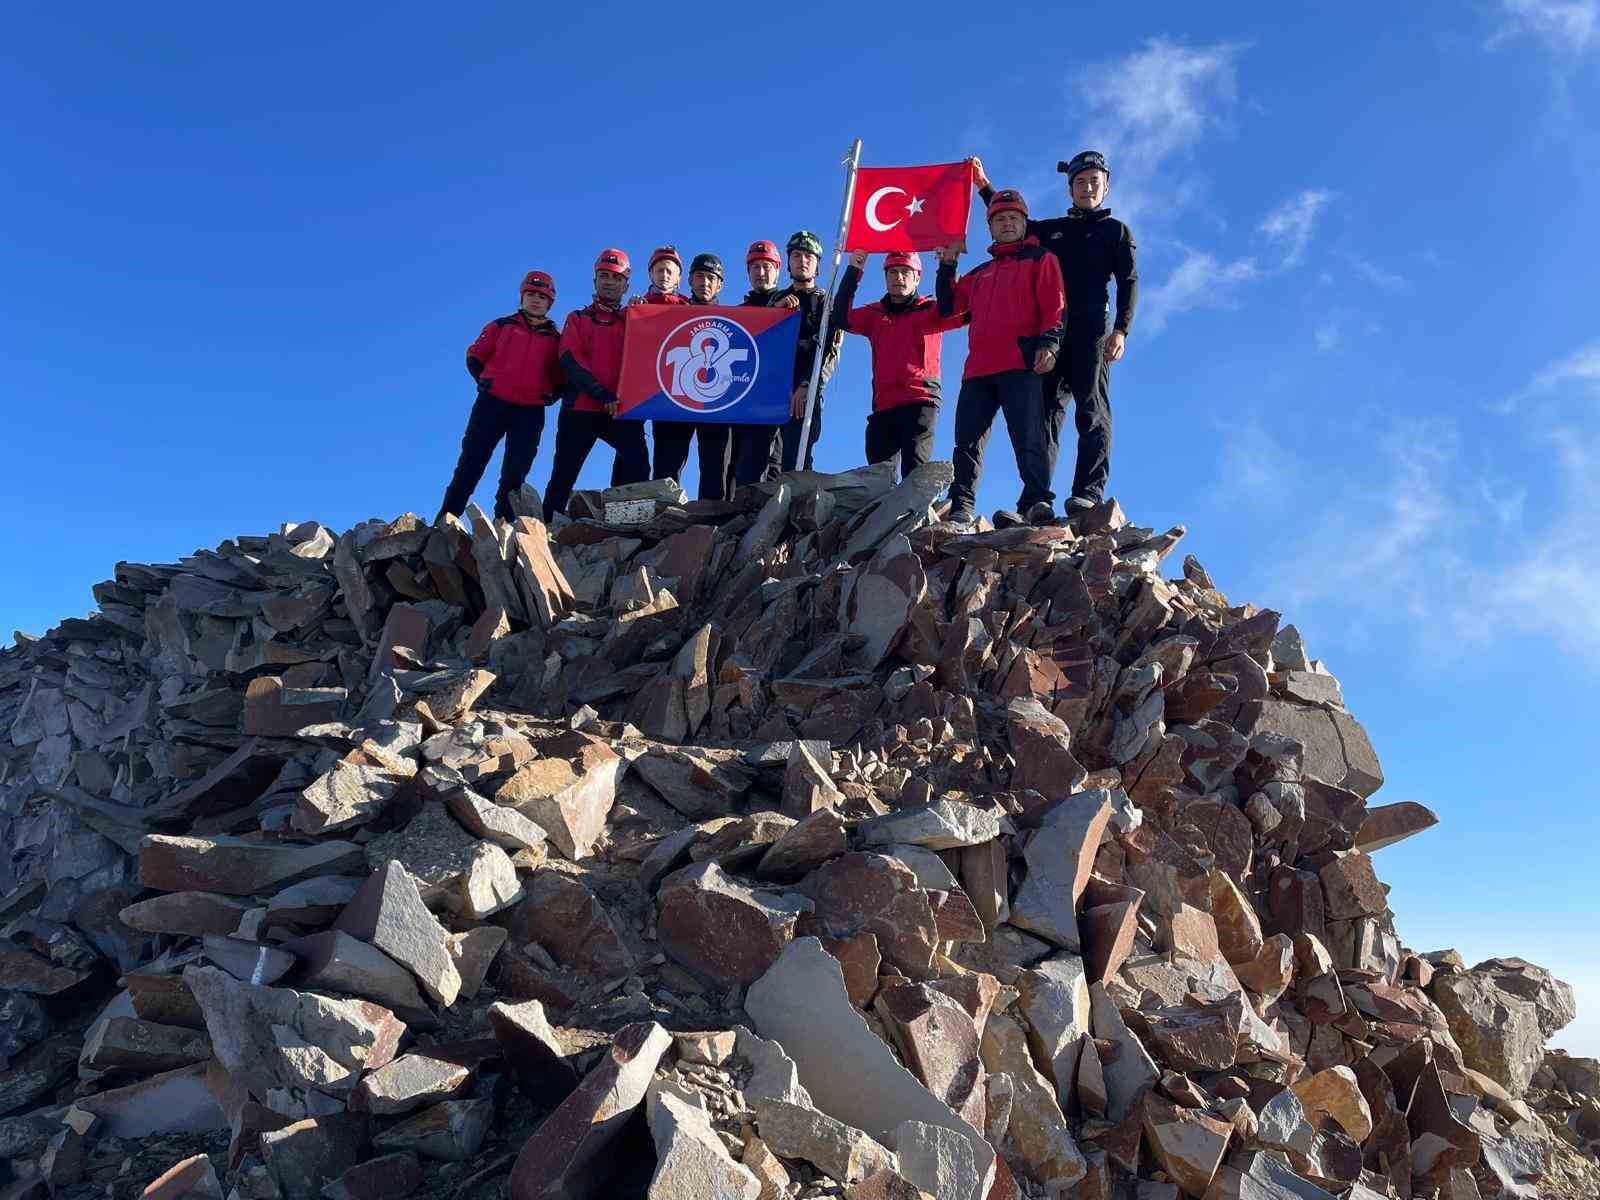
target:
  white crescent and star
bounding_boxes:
[864,186,927,232]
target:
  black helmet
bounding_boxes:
[1058,150,1110,181]
[689,252,724,280]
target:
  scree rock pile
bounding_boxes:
[1,462,1594,1200]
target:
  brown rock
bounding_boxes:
[819,930,882,1008]
[1354,800,1438,852]
[120,892,252,937]
[282,930,428,1013]
[978,1012,1087,1190]
[758,808,848,882]
[81,1016,211,1074]
[372,1098,492,1162]
[487,999,577,1081]
[508,1022,671,1200]
[1290,1065,1373,1142]
[784,740,843,817]
[499,870,634,984]
[448,925,508,999]
[1005,698,1087,800]
[753,1098,897,1185]
[334,860,461,1007]
[243,676,345,737]
[1235,933,1295,1002]
[1009,789,1112,951]
[1208,871,1265,965]
[510,517,576,626]
[496,732,624,860]
[139,835,363,897]
[1081,900,1139,986]
[351,1052,471,1115]
[320,1152,422,1200]
[957,839,1009,930]
[1140,1095,1230,1198]
[259,1114,367,1200]
[807,852,940,979]
[142,1153,223,1200]
[657,861,809,987]
[874,981,986,1130]
[1317,852,1388,920]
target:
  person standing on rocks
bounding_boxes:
[730,239,789,487]
[830,250,966,481]
[971,151,1137,516]
[542,248,650,522]
[651,252,736,501]
[769,230,844,476]
[935,188,1064,525]
[627,246,692,490]
[437,270,564,523]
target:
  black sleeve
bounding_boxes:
[936,262,957,316]
[977,182,994,204]
[466,356,485,380]
[831,265,862,332]
[820,303,843,385]
[1113,223,1139,335]
[558,350,616,405]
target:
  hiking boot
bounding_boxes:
[1063,495,1097,520]
[944,503,976,525]
[993,509,1024,529]
[1025,501,1055,525]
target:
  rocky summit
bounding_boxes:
[1,462,1594,1200]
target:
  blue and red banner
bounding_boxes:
[616,305,799,424]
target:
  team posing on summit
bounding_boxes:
[437,151,1138,529]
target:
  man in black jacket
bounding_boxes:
[731,240,789,487]
[973,151,1137,518]
[770,229,844,475]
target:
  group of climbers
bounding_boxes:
[436,150,1138,529]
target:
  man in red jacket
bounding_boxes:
[831,250,966,480]
[542,248,649,522]
[438,270,563,523]
[936,189,1065,525]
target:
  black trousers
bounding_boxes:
[543,406,649,521]
[865,403,937,482]
[773,391,824,474]
[949,369,1051,512]
[1044,321,1112,503]
[731,424,779,487]
[439,392,548,522]
[652,421,734,501]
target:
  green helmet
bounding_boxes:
[786,230,824,258]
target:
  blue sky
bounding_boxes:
[4,3,1597,1052]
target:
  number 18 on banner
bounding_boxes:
[844,160,975,253]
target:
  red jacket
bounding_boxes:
[466,314,562,406]
[629,289,691,307]
[937,238,1065,380]
[833,265,966,411]
[559,301,627,414]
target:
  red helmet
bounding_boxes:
[746,239,782,267]
[985,189,1029,221]
[883,251,922,274]
[519,270,555,300]
[648,245,683,271]
[594,248,631,276]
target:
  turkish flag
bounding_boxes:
[844,161,974,252]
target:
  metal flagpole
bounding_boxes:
[795,138,861,466]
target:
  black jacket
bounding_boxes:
[980,186,1138,334]
[744,285,841,389]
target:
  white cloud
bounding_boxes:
[1078,38,1247,227]
[1259,189,1334,268]
[1232,341,1600,663]
[1140,248,1259,333]
[1315,321,1341,352]
[1490,0,1599,52]
[1341,254,1408,290]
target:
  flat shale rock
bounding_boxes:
[139,835,363,896]
[1008,790,1112,952]
[646,1081,761,1199]
[333,860,461,1007]
[508,1021,671,1200]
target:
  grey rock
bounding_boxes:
[754,1098,896,1184]
[856,798,1000,851]
[646,1080,761,1199]
[334,860,461,1007]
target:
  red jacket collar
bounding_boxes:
[988,235,1041,258]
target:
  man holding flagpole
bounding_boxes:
[771,230,842,475]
